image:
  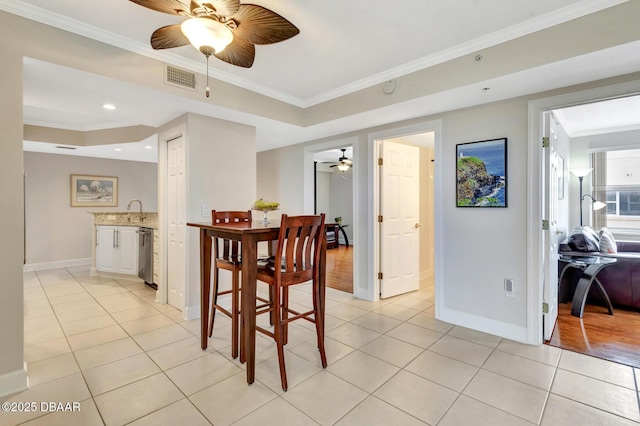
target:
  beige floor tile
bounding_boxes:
[60,314,118,337]
[297,313,346,332]
[326,304,369,322]
[128,398,211,426]
[373,370,457,425]
[178,318,205,336]
[84,283,129,297]
[327,350,399,393]
[233,397,319,426]
[0,374,91,426]
[343,297,389,311]
[24,337,71,364]
[119,314,176,336]
[74,337,143,370]
[165,352,243,395]
[67,325,128,351]
[24,324,65,347]
[189,373,277,426]
[47,292,93,307]
[335,395,427,426]
[23,305,56,321]
[359,335,424,368]
[326,322,382,349]
[325,288,356,303]
[428,335,493,367]
[54,305,108,323]
[24,315,59,332]
[463,369,547,424]
[439,395,535,426]
[82,353,161,396]
[290,336,355,368]
[282,371,368,426]
[255,351,322,393]
[541,393,640,426]
[558,349,636,389]
[447,326,503,348]
[97,294,148,313]
[27,353,80,387]
[110,305,161,323]
[350,312,402,334]
[146,336,211,370]
[406,311,455,333]
[386,322,444,349]
[20,398,103,426]
[405,350,478,392]
[42,282,86,298]
[551,368,640,422]
[391,296,433,311]
[131,324,193,351]
[497,340,561,366]
[373,303,421,321]
[483,350,556,391]
[94,373,183,426]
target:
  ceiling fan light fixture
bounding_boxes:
[181,18,233,55]
[337,163,350,172]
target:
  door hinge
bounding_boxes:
[542,302,549,313]
[378,158,383,166]
[378,215,383,223]
[542,137,550,148]
[542,219,549,230]
[378,272,383,280]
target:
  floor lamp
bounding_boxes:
[570,168,606,226]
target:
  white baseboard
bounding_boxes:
[23,258,91,272]
[183,304,200,321]
[0,363,29,399]
[438,305,530,344]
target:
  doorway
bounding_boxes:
[313,146,354,293]
[528,80,640,348]
[370,121,439,302]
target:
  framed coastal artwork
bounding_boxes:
[456,138,507,207]
[70,174,118,207]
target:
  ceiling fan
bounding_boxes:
[129,0,299,95]
[330,148,353,172]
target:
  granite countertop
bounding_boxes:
[90,212,159,229]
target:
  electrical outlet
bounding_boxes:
[202,204,209,217]
[505,279,515,297]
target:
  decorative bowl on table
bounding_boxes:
[251,199,280,225]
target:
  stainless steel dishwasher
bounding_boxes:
[136,227,155,289]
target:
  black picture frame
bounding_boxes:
[456,138,507,207]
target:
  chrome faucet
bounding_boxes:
[127,199,145,222]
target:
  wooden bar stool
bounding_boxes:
[209,210,251,359]
[255,213,327,391]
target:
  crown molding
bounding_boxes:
[2,0,629,109]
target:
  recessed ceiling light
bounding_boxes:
[114,148,122,151]
[144,145,153,149]
[102,104,116,110]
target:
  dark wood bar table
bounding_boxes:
[187,219,327,384]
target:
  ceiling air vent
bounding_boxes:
[55,145,76,150]
[164,65,197,92]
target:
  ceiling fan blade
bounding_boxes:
[201,0,240,18]
[215,37,255,68]
[151,25,191,50]
[231,4,299,45]
[129,0,191,16]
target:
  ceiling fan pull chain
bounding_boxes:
[206,54,211,98]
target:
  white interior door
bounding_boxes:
[380,140,420,298]
[167,136,186,310]
[543,112,560,341]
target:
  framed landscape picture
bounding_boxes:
[456,138,507,207]
[70,174,118,207]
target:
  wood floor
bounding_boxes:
[325,245,353,293]
[547,302,640,368]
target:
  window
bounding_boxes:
[600,148,640,231]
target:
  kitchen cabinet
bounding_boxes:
[96,225,138,275]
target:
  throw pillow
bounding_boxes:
[567,226,600,252]
[599,227,618,254]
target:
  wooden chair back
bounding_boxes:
[211,210,252,261]
[272,214,325,286]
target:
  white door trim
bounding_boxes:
[369,120,442,303]
[527,79,640,345]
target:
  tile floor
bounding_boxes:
[2,266,640,425]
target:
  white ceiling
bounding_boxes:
[7,0,640,162]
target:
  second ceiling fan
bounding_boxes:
[330,148,353,172]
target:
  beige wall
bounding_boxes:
[24,152,158,266]
[0,45,26,395]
